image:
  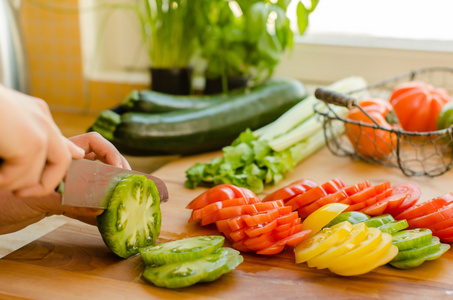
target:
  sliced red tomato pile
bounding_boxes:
[187,184,311,255]
[262,178,420,218]
[395,193,453,243]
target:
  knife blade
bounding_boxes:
[61,159,168,209]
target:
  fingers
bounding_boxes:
[69,132,131,169]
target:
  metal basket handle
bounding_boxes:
[315,87,358,110]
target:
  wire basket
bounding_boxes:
[314,67,453,177]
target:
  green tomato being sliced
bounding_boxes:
[142,247,243,289]
[97,174,162,258]
[139,235,225,266]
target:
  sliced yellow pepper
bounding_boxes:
[302,203,349,237]
[295,221,353,264]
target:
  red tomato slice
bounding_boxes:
[304,189,349,215]
[373,181,391,194]
[232,239,252,252]
[227,216,247,231]
[348,186,378,204]
[243,232,276,251]
[190,197,248,222]
[276,211,299,225]
[254,200,285,212]
[290,186,328,209]
[200,204,259,226]
[274,224,304,240]
[242,209,280,227]
[215,219,230,233]
[432,226,453,240]
[256,244,286,255]
[344,201,367,212]
[375,188,393,201]
[361,200,389,215]
[321,178,347,194]
[407,202,453,229]
[262,179,318,202]
[395,193,453,220]
[274,217,301,232]
[277,206,293,216]
[343,180,371,196]
[276,229,311,246]
[245,219,278,238]
[390,183,421,215]
[230,228,248,242]
[383,193,408,210]
[429,217,453,232]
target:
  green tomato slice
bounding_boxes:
[392,237,441,262]
[362,214,395,228]
[142,247,243,289]
[390,243,450,270]
[326,211,370,227]
[97,174,162,258]
[139,235,225,266]
[391,228,433,251]
[378,219,409,234]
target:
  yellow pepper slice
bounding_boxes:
[295,221,353,264]
[307,222,369,269]
[302,203,349,237]
[328,232,397,276]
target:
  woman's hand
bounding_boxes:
[0,127,131,234]
[0,85,85,197]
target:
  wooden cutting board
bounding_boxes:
[1,148,453,299]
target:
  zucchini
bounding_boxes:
[123,83,268,113]
[91,78,307,156]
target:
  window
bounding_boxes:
[79,0,453,86]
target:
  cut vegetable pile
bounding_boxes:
[185,76,368,194]
[186,177,452,277]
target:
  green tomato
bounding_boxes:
[97,174,162,258]
[437,101,453,130]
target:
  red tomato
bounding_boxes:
[242,209,280,227]
[389,183,421,215]
[274,217,300,232]
[187,184,259,210]
[256,244,286,255]
[274,224,304,240]
[407,202,453,229]
[287,185,328,210]
[262,179,318,202]
[345,98,397,158]
[244,219,278,238]
[429,217,453,232]
[432,226,453,240]
[343,181,371,196]
[361,200,388,216]
[230,228,248,242]
[276,229,311,247]
[390,81,450,132]
[189,197,248,222]
[395,193,453,220]
[348,186,378,204]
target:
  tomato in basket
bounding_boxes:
[389,81,450,132]
[345,98,398,158]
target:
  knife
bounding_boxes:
[60,159,168,209]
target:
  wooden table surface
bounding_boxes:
[2,147,453,299]
[2,113,453,299]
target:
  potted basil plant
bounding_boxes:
[135,0,206,95]
[200,0,319,94]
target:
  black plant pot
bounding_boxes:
[204,75,249,95]
[150,67,193,95]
